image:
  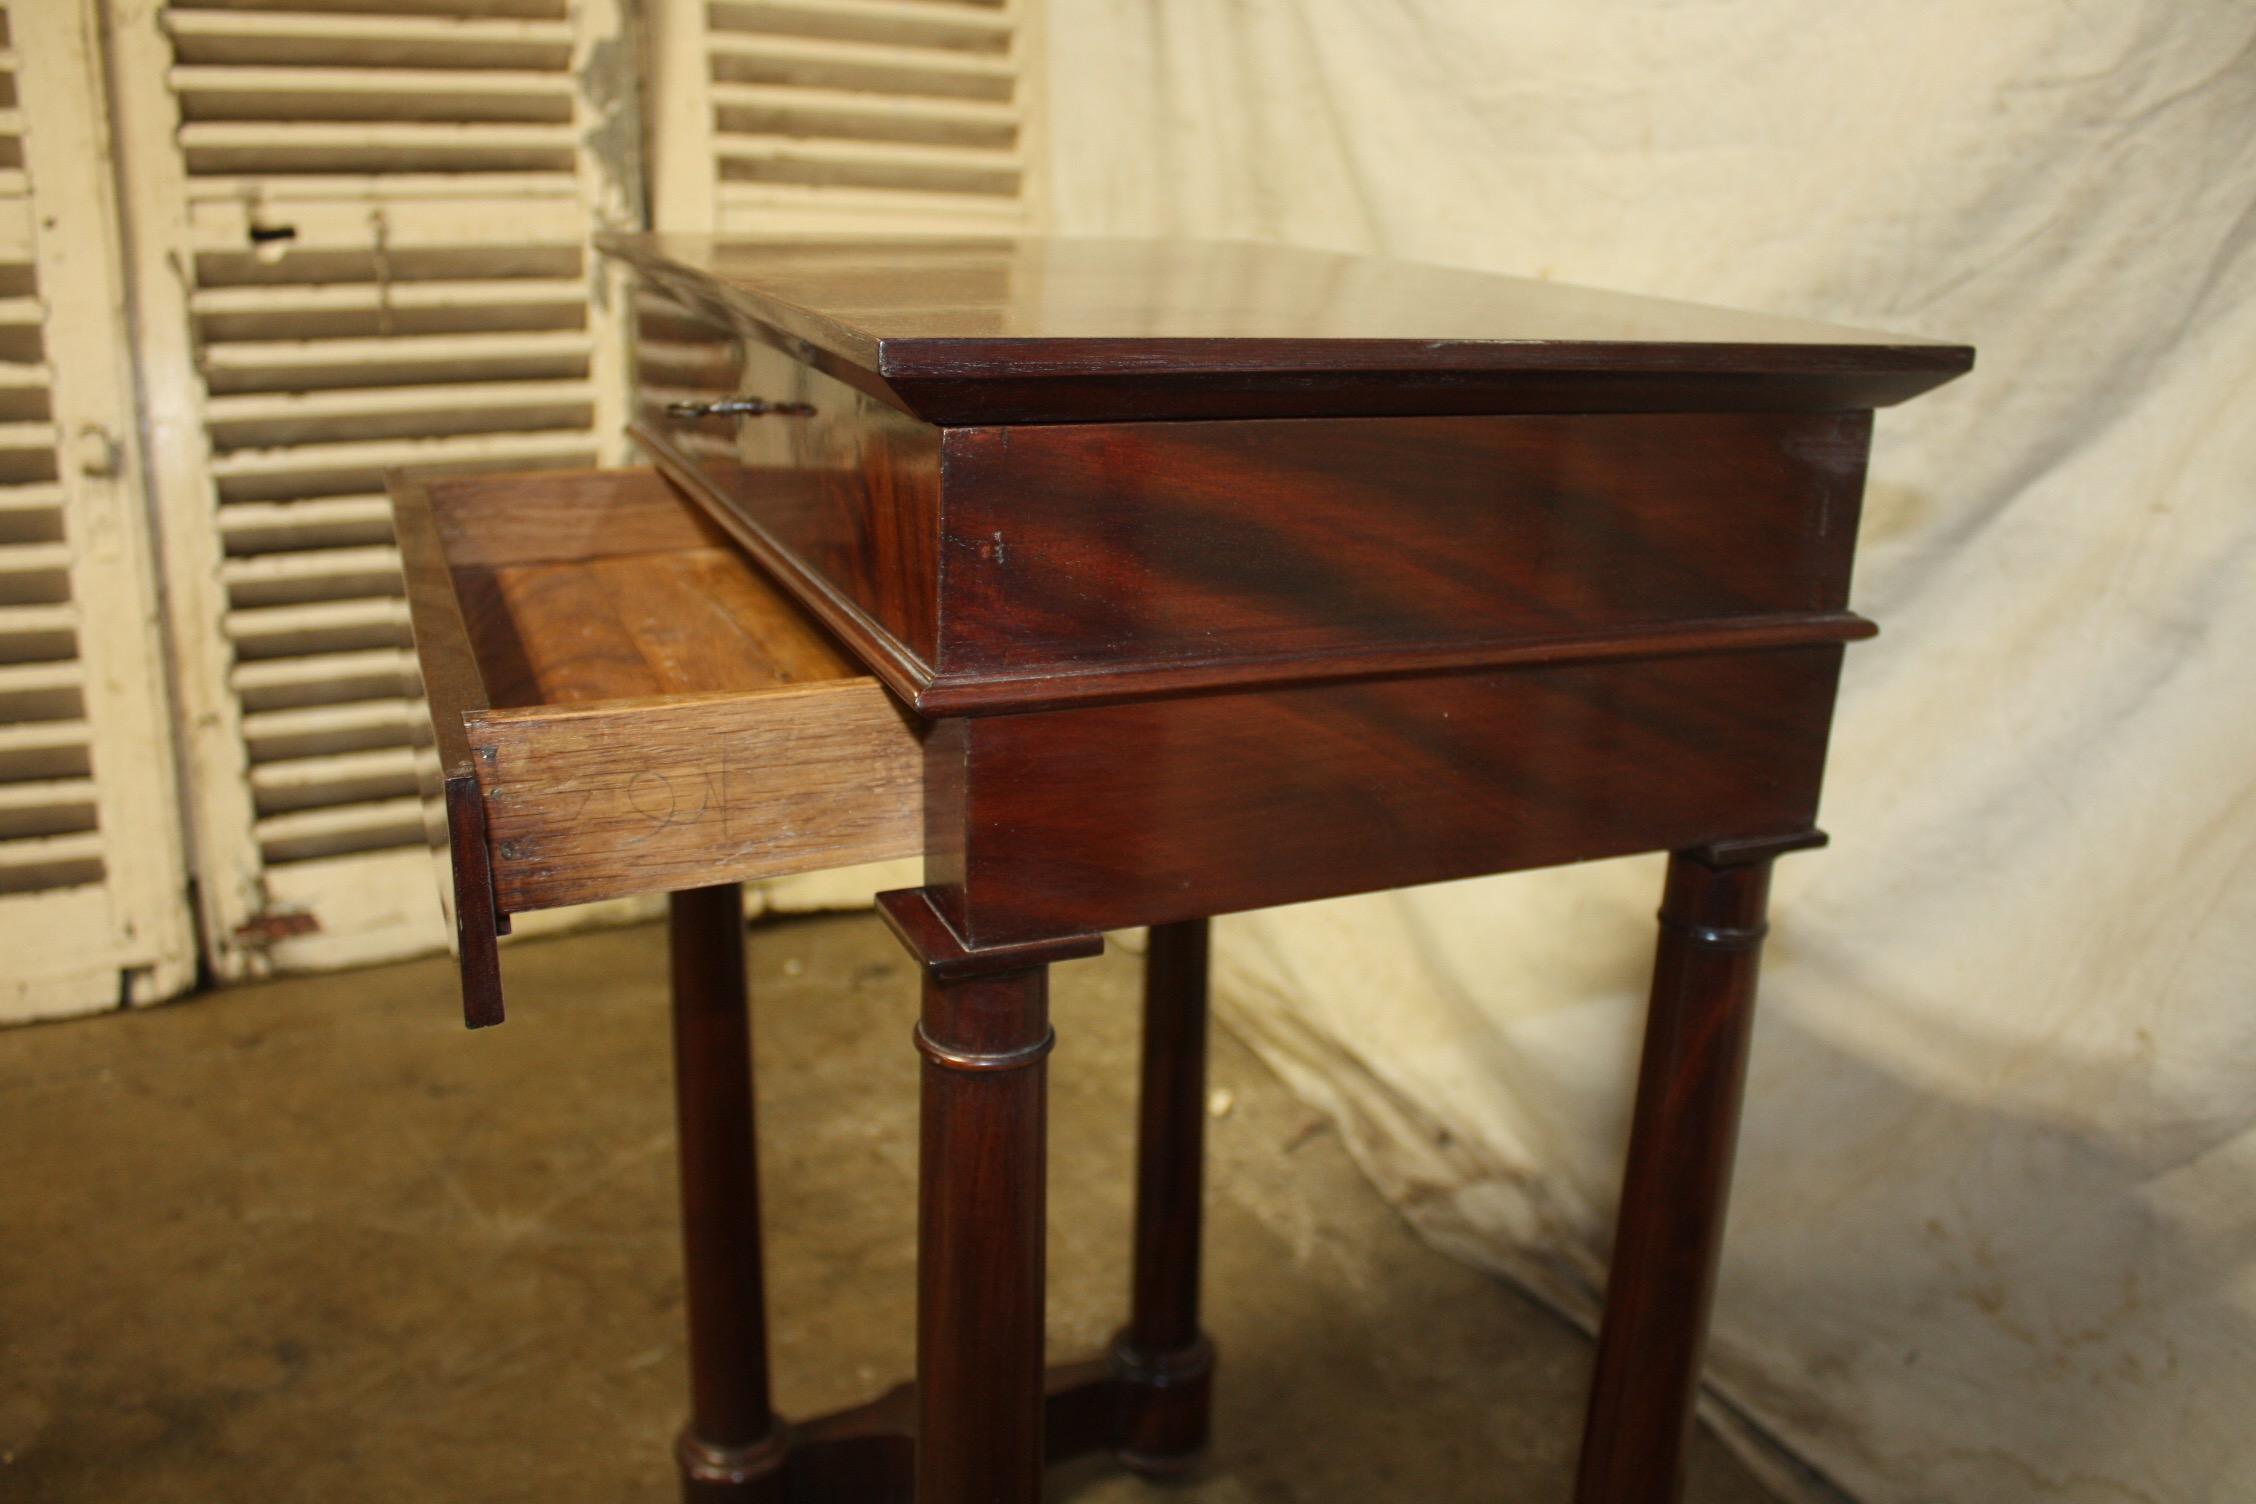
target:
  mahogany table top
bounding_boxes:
[598,233,1973,423]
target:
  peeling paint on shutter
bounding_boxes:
[105,0,640,979]
[1,1,197,1022]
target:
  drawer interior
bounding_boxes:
[433,470,854,708]
[392,467,924,1024]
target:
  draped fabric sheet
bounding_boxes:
[1043,5,2256,1499]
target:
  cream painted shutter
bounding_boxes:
[647,0,1046,234]
[103,0,639,979]
[1,2,197,1022]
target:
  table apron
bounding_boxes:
[924,645,1843,947]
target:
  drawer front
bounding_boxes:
[631,288,943,668]
[468,686,921,914]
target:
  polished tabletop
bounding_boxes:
[601,233,1972,423]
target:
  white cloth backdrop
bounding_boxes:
[1043,5,2256,1500]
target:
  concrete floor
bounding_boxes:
[0,912,1778,1503]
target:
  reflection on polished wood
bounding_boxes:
[600,233,1973,421]
[398,235,1972,1503]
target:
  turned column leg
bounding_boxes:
[878,890,1102,1504]
[1115,918,1218,1473]
[1575,840,1808,1504]
[668,885,787,1501]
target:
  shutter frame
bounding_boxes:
[1,0,197,1023]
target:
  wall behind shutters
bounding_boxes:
[0,1,197,1023]
[104,0,642,980]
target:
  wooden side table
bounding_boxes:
[392,237,1971,1504]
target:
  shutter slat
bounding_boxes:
[178,120,580,175]
[218,494,398,552]
[0,828,105,894]
[242,699,422,763]
[230,647,417,711]
[224,595,412,659]
[710,79,1018,147]
[164,1,568,16]
[202,329,592,391]
[714,131,1020,195]
[0,777,100,841]
[0,202,33,265]
[164,10,576,71]
[191,276,586,316]
[718,177,1026,225]
[0,601,76,664]
[708,30,1018,100]
[169,64,574,122]
[707,0,1015,52]
[0,663,85,724]
[0,717,92,781]
[203,377,596,450]
[250,745,421,815]
[208,429,599,495]
[0,540,72,571]
[221,544,404,610]
[254,795,428,864]
[183,170,578,203]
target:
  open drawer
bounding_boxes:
[388,467,923,1027]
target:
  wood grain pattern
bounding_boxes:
[481,560,665,705]
[626,266,1909,718]
[1117,919,1217,1473]
[471,684,922,913]
[456,546,861,712]
[632,292,944,663]
[601,234,1974,424]
[388,471,505,1025]
[928,648,1843,947]
[882,886,1062,1504]
[585,549,852,694]
[668,885,789,1499]
[389,466,923,931]
[389,471,492,782]
[428,466,731,567]
[642,416,1878,718]
[1576,849,1782,1504]
[937,410,1874,677]
[442,777,505,1030]
[581,243,1976,1503]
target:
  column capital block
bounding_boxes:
[877,888,1104,981]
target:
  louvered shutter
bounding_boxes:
[105,0,640,979]
[647,0,1046,235]
[1,2,197,1022]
